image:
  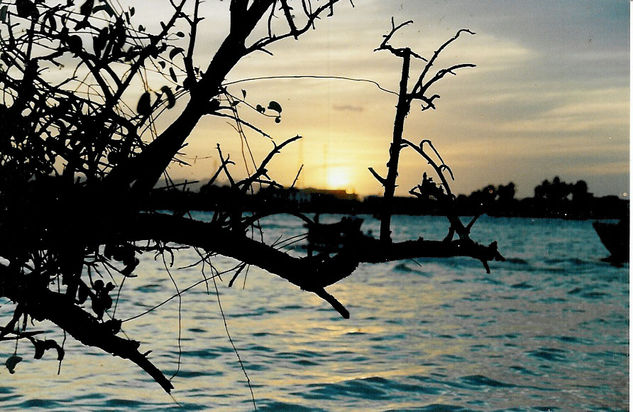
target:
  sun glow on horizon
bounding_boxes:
[326,167,352,191]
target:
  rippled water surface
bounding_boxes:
[0,215,628,411]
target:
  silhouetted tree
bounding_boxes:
[535,176,572,203]
[497,182,516,204]
[530,177,605,218]
[0,0,503,394]
[571,180,592,203]
[368,20,476,243]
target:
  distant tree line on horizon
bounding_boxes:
[150,176,627,220]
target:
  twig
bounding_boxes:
[236,135,302,192]
[161,253,183,381]
[216,144,236,186]
[312,288,349,319]
[211,270,257,410]
[290,164,304,188]
[411,28,475,97]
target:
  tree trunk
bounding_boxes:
[379,52,411,243]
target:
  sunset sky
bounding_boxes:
[149,0,629,198]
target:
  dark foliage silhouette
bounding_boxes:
[0,0,503,393]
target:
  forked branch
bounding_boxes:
[371,21,476,242]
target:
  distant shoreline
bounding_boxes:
[146,185,628,221]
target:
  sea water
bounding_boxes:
[0,214,628,411]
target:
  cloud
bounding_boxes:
[172,1,629,197]
[566,161,629,177]
[333,104,364,112]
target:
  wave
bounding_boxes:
[527,347,568,362]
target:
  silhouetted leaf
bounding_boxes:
[113,22,127,55]
[275,116,281,123]
[33,339,64,361]
[130,6,135,16]
[74,19,89,30]
[91,280,114,320]
[138,24,145,32]
[67,35,83,53]
[5,355,22,374]
[169,67,177,83]
[241,89,247,99]
[93,279,104,291]
[93,27,108,57]
[176,31,185,38]
[110,243,134,262]
[92,4,115,17]
[268,100,282,113]
[16,0,38,19]
[0,6,8,23]
[158,61,166,69]
[79,0,93,18]
[169,47,184,60]
[256,104,265,113]
[33,342,45,359]
[161,86,175,109]
[136,92,151,116]
[121,257,139,277]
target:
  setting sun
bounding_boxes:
[326,167,352,191]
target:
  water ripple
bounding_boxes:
[0,215,627,411]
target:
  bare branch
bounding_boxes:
[420,94,440,111]
[109,0,188,107]
[206,154,235,187]
[313,288,349,318]
[411,28,475,97]
[290,164,304,188]
[101,214,504,315]
[374,18,426,61]
[402,139,454,198]
[368,167,387,186]
[184,0,202,83]
[236,135,302,192]
[279,0,299,39]
[416,63,476,98]
[0,4,503,397]
[211,112,273,138]
[465,214,482,234]
[106,0,340,194]
[247,0,340,53]
[0,265,174,393]
[216,144,236,186]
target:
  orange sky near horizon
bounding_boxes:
[136,0,629,199]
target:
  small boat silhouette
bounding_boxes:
[593,218,629,263]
